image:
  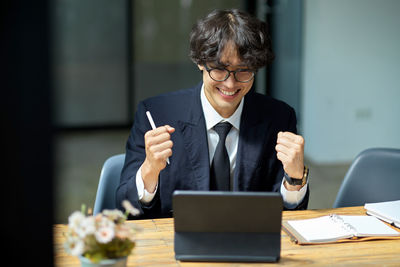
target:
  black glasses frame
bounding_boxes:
[203,64,256,83]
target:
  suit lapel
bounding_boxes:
[234,93,273,191]
[176,84,210,190]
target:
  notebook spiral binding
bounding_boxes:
[329,214,358,236]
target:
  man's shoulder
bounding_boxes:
[137,83,202,120]
[142,83,200,106]
[243,91,297,129]
[246,91,294,112]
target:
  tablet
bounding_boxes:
[173,190,283,262]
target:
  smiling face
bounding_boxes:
[198,42,254,118]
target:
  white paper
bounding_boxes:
[340,215,399,237]
[287,216,352,242]
[365,200,400,227]
[287,214,400,242]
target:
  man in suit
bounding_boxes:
[116,9,309,218]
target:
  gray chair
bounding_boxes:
[93,154,125,215]
[333,148,400,208]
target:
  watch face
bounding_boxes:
[301,166,309,186]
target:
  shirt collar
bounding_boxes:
[200,84,243,131]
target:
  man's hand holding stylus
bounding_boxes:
[141,125,175,193]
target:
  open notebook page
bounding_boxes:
[287,215,352,242]
[340,215,399,237]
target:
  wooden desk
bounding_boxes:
[54,206,400,266]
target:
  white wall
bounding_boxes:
[301,0,400,164]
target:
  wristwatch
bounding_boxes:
[284,165,309,187]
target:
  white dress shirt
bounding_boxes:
[136,85,308,208]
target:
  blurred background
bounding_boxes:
[52,0,400,223]
[4,0,399,227]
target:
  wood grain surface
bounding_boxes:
[53,206,400,266]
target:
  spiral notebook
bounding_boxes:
[282,214,400,245]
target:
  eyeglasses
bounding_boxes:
[203,64,255,83]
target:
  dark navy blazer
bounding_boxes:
[116,83,309,218]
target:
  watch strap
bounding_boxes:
[284,165,309,186]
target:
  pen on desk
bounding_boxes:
[146,111,170,164]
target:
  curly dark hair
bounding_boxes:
[189,9,274,70]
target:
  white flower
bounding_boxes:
[115,224,137,242]
[97,215,115,229]
[115,224,130,239]
[76,216,96,238]
[122,200,140,216]
[95,226,115,244]
[65,236,84,256]
[68,211,85,230]
[64,206,139,261]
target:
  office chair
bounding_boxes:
[93,153,125,215]
[333,148,400,208]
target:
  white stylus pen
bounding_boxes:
[146,111,170,164]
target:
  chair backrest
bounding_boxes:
[93,154,125,215]
[333,148,400,208]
